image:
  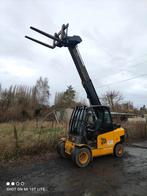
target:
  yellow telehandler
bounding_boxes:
[26,24,127,167]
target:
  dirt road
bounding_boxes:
[0,142,147,196]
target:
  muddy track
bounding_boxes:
[129,145,147,149]
[0,145,147,196]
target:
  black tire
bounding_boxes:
[56,141,68,158]
[72,147,91,168]
[114,143,124,158]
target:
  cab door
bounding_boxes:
[97,108,114,149]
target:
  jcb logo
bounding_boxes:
[101,138,107,145]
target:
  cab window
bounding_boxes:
[104,110,112,124]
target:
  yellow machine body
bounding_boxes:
[62,127,125,158]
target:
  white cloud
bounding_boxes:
[0,58,37,78]
[0,0,147,106]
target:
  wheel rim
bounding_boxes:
[78,152,88,164]
[118,146,123,155]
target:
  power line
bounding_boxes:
[91,29,147,67]
[98,73,147,88]
[88,29,147,89]
[91,29,147,75]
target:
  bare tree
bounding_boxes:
[102,90,123,111]
[0,77,50,122]
[35,77,50,106]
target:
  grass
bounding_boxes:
[0,120,147,162]
[122,121,147,141]
[0,121,67,161]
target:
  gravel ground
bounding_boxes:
[0,141,147,196]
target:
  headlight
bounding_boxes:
[68,135,81,143]
[73,136,81,143]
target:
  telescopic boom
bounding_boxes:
[25,24,101,107]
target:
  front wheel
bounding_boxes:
[114,143,124,158]
[56,141,68,158]
[72,147,91,168]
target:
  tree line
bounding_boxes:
[0,77,50,122]
[0,77,146,122]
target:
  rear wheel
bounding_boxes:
[72,147,91,168]
[56,141,68,158]
[114,143,124,158]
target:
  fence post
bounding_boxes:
[13,125,19,157]
[145,119,147,138]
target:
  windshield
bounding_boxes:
[87,106,113,132]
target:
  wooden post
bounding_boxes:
[13,125,19,156]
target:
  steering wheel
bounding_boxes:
[86,123,95,132]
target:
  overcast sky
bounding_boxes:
[1,0,147,107]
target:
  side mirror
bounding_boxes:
[113,123,121,129]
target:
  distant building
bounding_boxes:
[55,108,139,123]
[55,108,73,122]
[111,112,136,123]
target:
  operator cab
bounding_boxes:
[68,105,114,145]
